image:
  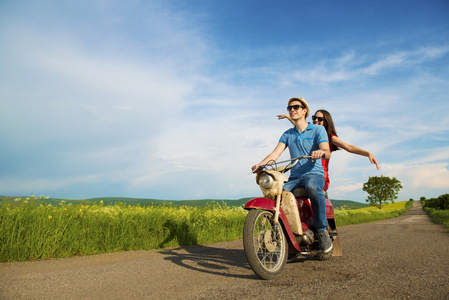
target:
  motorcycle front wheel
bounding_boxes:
[243,209,288,280]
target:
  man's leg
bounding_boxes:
[300,174,327,230]
[299,174,332,253]
[283,178,301,192]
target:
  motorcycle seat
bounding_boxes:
[292,187,328,199]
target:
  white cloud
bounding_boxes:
[282,45,449,86]
[362,54,404,75]
[125,113,290,199]
[383,162,449,190]
[333,182,364,193]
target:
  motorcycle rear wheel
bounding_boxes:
[243,209,288,280]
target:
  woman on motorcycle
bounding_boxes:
[278,109,379,191]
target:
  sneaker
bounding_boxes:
[316,231,333,253]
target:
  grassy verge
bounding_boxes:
[0,197,246,262]
[1,197,413,262]
[423,207,449,229]
[334,200,413,226]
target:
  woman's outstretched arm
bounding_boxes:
[331,135,380,170]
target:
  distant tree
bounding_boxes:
[422,193,449,210]
[362,176,403,209]
[420,196,427,201]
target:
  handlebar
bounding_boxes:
[253,154,325,174]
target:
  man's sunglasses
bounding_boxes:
[312,116,325,122]
[287,105,304,111]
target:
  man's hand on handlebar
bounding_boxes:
[310,150,326,162]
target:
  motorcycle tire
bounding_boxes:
[243,209,288,280]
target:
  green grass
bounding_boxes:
[423,207,449,229]
[421,194,449,229]
[334,200,413,226]
[0,197,246,262]
[0,196,411,262]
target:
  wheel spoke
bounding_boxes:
[253,212,283,269]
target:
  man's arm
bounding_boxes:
[311,141,331,161]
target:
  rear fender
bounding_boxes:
[244,198,301,251]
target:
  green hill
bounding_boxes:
[86,197,369,209]
[1,195,367,209]
[329,199,369,209]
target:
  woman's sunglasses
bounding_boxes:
[287,104,304,111]
[312,116,325,122]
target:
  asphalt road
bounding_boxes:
[1,201,448,299]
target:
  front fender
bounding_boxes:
[244,198,301,251]
[244,197,275,211]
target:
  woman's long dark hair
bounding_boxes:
[316,109,339,151]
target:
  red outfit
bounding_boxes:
[322,133,338,191]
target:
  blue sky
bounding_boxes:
[1,0,448,202]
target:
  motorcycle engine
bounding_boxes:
[301,229,315,245]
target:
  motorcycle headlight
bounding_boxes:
[259,173,274,189]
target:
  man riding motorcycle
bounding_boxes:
[251,97,333,255]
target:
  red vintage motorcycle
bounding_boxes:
[243,156,342,280]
